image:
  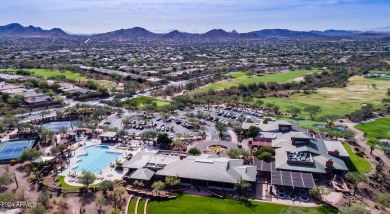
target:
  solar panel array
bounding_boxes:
[254,159,276,172]
[271,170,315,188]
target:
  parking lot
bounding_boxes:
[103,105,264,140]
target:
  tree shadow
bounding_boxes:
[238,200,258,210]
[79,192,97,205]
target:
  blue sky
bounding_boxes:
[0,0,389,34]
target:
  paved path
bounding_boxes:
[342,118,390,167]
[227,130,238,143]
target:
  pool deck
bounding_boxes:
[58,139,158,186]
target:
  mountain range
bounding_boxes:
[0,23,389,41]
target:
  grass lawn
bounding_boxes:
[137,199,146,214]
[355,118,390,143]
[1,68,121,89]
[56,175,101,190]
[261,76,390,117]
[194,70,321,93]
[276,116,326,132]
[148,194,336,214]
[95,80,118,89]
[371,70,390,75]
[127,197,137,214]
[127,96,172,108]
[343,144,372,173]
[1,68,87,81]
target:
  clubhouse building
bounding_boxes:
[123,120,349,193]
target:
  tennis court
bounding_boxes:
[0,139,35,161]
[42,120,77,133]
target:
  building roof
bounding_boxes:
[242,120,305,132]
[123,151,180,169]
[155,157,257,184]
[32,156,55,163]
[292,132,312,139]
[323,140,349,157]
[253,159,275,172]
[258,132,277,139]
[272,131,348,173]
[251,141,272,147]
[125,151,257,184]
[99,132,117,138]
[128,168,155,180]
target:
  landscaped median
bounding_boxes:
[56,175,101,190]
[147,194,337,214]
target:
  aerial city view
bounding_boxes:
[0,0,390,214]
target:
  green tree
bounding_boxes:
[99,180,113,193]
[287,107,302,119]
[303,105,322,120]
[125,99,138,109]
[215,122,227,138]
[0,172,11,188]
[319,114,340,127]
[2,114,19,128]
[7,95,24,108]
[345,172,367,196]
[96,195,107,212]
[17,149,42,162]
[38,80,49,89]
[245,125,260,138]
[151,181,165,195]
[257,146,275,156]
[37,191,50,208]
[133,180,144,189]
[140,130,157,142]
[271,105,280,114]
[28,203,46,214]
[157,133,172,147]
[254,99,264,109]
[234,178,251,196]
[188,147,201,156]
[116,129,128,138]
[309,185,329,201]
[227,148,240,159]
[258,152,273,161]
[112,187,126,211]
[17,122,34,132]
[165,176,181,190]
[375,193,390,208]
[77,171,97,191]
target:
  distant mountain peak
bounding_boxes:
[0,23,70,38]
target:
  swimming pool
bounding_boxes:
[72,146,120,174]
